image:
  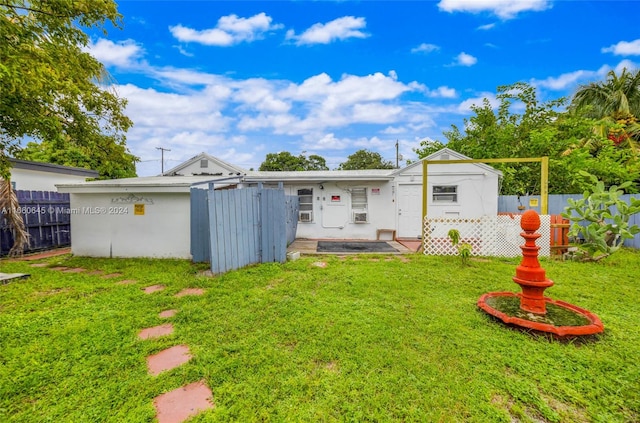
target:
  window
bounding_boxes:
[200,159,208,168]
[298,188,313,222]
[433,185,457,203]
[351,188,367,210]
[351,188,368,223]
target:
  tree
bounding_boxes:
[0,0,135,180]
[337,149,394,170]
[412,139,445,159]
[259,152,329,171]
[570,68,640,154]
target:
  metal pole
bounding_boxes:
[156,147,171,175]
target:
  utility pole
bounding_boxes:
[156,147,171,175]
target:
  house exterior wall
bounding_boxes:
[277,181,395,240]
[10,168,93,192]
[67,192,191,258]
[394,162,500,218]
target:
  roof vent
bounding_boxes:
[440,153,450,160]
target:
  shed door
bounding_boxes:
[397,184,423,238]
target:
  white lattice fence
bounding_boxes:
[423,215,550,257]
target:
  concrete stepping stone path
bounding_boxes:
[116,279,137,285]
[153,380,214,423]
[63,267,86,273]
[143,284,165,294]
[159,309,178,318]
[138,324,174,340]
[175,288,205,297]
[101,272,123,279]
[147,345,192,376]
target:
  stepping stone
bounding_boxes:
[116,279,137,285]
[29,263,49,268]
[101,272,123,279]
[175,288,205,297]
[154,380,214,423]
[144,285,165,294]
[63,267,86,273]
[86,270,104,276]
[159,309,178,318]
[138,324,174,340]
[49,266,69,271]
[147,345,192,376]
[312,262,327,268]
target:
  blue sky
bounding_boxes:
[85,0,640,176]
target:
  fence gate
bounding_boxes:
[191,186,298,274]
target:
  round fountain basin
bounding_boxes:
[477,292,604,337]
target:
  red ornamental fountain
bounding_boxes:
[477,210,604,337]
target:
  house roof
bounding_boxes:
[163,152,248,176]
[393,148,503,177]
[9,158,99,178]
[56,148,501,194]
[57,175,241,193]
[246,169,394,182]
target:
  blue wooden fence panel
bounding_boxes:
[499,194,640,248]
[284,196,300,246]
[1,190,71,256]
[190,188,210,263]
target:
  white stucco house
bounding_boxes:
[8,158,99,191]
[56,149,502,258]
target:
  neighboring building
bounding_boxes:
[57,149,502,258]
[8,158,99,191]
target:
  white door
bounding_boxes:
[397,184,423,238]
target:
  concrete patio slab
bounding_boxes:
[154,380,214,423]
[138,324,174,340]
[147,345,192,376]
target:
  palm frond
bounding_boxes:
[0,179,30,256]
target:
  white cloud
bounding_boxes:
[602,39,640,56]
[428,86,457,98]
[457,92,498,113]
[477,23,496,30]
[411,43,440,54]
[455,52,478,66]
[532,70,597,90]
[85,39,144,68]
[286,16,369,45]
[614,59,639,73]
[438,0,551,19]
[169,13,281,46]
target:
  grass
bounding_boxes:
[1,250,639,422]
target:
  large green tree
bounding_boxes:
[415,82,640,194]
[337,149,394,170]
[259,152,329,171]
[0,0,136,179]
[570,68,640,153]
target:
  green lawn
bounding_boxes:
[1,250,639,422]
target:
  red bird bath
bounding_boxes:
[477,210,604,337]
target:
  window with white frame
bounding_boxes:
[432,185,457,203]
[298,188,313,222]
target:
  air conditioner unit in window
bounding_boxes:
[353,211,368,223]
[299,211,313,222]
